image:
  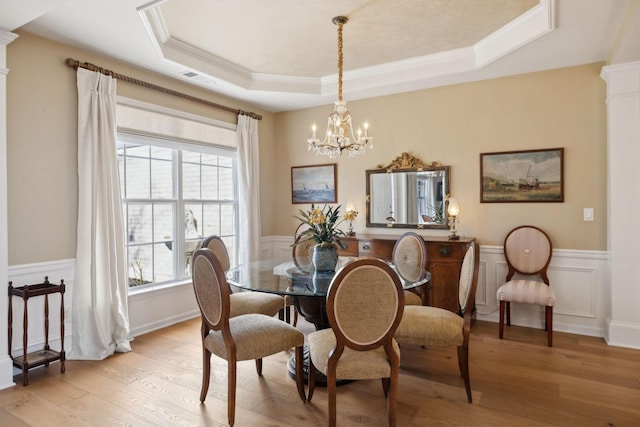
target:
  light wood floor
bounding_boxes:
[1,317,639,427]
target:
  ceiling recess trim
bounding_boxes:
[138,0,555,99]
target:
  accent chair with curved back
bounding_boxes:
[201,235,285,319]
[191,248,306,426]
[307,258,405,427]
[394,241,479,403]
[496,225,556,347]
[392,231,428,306]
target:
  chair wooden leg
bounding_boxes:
[308,357,316,402]
[546,306,553,347]
[200,348,211,402]
[228,358,237,427]
[506,301,511,325]
[295,345,306,401]
[255,358,263,376]
[328,369,337,427]
[388,365,399,427]
[457,345,472,403]
[381,377,390,398]
[293,308,298,327]
[499,300,505,339]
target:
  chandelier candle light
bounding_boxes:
[308,16,373,158]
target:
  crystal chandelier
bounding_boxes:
[308,16,373,159]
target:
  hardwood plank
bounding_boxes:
[1,317,639,426]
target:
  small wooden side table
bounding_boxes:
[8,276,66,386]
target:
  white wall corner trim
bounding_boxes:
[0,29,19,390]
[601,61,640,350]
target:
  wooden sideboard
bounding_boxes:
[339,234,475,313]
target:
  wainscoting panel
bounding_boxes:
[8,240,610,363]
[263,237,611,338]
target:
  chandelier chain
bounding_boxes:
[337,21,343,102]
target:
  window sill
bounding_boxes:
[128,278,192,297]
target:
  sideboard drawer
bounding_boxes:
[428,242,464,261]
[338,237,359,257]
[358,239,395,260]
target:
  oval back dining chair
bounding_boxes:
[202,235,285,319]
[307,258,405,427]
[191,248,306,426]
[496,225,555,347]
[395,241,479,403]
[392,231,428,306]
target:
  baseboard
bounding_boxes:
[606,319,640,350]
[0,355,15,390]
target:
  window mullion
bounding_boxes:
[175,150,185,280]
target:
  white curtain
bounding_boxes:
[237,115,261,263]
[71,68,131,360]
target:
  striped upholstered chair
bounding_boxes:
[392,232,428,306]
[496,225,556,347]
[307,258,405,427]
[191,248,306,426]
[202,235,285,319]
[395,241,479,403]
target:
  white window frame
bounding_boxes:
[116,97,238,294]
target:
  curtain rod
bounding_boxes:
[65,58,262,121]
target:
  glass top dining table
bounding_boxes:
[226,256,431,330]
[226,257,430,298]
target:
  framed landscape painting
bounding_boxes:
[480,148,564,203]
[291,163,337,204]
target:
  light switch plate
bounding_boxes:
[584,208,594,221]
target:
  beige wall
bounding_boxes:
[274,62,607,250]
[7,31,276,265]
[6,31,608,266]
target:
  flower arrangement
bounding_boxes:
[343,209,358,236]
[293,204,347,249]
[343,209,358,222]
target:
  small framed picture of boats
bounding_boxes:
[291,163,337,204]
[480,148,564,203]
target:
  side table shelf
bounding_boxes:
[8,276,66,386]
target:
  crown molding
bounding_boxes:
[137,0,556,101]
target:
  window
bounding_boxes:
[117,133,237,288]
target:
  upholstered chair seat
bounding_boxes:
[308,329,400,379]
[395,306,463,347]
[497,279,556,307]
[403,291,423,306]
[204,313,303,361]
[228,292,286,318]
